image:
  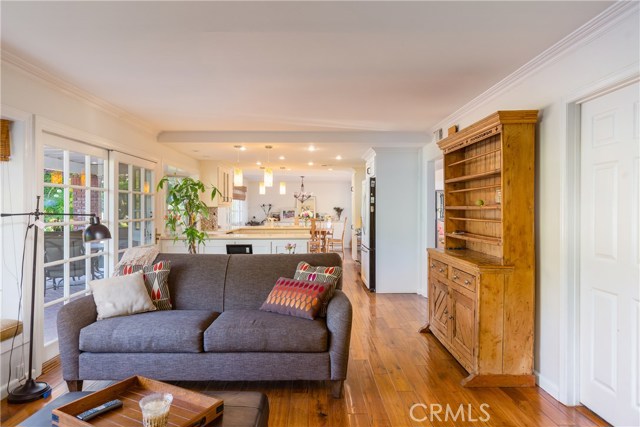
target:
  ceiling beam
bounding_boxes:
[157,131,428,145]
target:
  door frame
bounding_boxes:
[559,65,639,405]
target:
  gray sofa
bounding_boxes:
[57,253,352,398]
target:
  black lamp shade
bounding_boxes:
[83,216,112,242]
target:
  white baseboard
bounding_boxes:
[535,370,560,401]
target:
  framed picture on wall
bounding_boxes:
[282,209,296,220]
[295,197,316,217]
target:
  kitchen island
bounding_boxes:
[160,225,312,254]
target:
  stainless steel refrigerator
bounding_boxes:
[360,177,376,291]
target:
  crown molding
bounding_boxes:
[430,1,639,137]
[1,49,157,135]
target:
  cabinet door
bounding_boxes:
[430,278,450,340]
[450,288,475,364]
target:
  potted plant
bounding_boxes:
[157,176,218,254]
[333,207,344,220]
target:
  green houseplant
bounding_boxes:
[157,176,218,254]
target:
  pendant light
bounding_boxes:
[259,181,266,195]
[264,146,273,187]
[233,145,244,186]
[279,166,286,195]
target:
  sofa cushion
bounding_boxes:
[203,310,328,353]
[80,310,219,353]
[260,277,332,320]
[223,253,343,310]
[154,254,229,311]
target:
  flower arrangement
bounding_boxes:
[299,209,314,220]
[284,243,296,254]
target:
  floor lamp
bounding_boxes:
[1,196,111,403]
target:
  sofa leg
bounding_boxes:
[67,380,83,392]
[330,380,343,399]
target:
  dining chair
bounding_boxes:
[307,218,324,253]
[328,217,347,259]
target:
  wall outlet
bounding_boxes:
[13,363,25,380]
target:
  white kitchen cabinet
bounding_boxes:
[199,161,233,207]
[217,166,233,207]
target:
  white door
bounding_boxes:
[579,82,640,426]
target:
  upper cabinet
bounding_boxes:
[199,161,233,207]
[363,148,376,177]
[439,110,538,262]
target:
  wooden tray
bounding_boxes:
[52,376,223,427]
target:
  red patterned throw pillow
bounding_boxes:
[260,277,332,320]
[293,261,342,317]
[114,261,172,310]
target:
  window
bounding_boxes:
[116,159,156,260]
[42,139,109,347]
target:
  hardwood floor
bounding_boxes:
[2,254,609,427]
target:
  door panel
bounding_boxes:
[451,288,475,363]
[430,279,450,339]
[579,82,640,426]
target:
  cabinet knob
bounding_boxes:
[464,280,471,285]
[453,275,459,280]
[439,268,444,273]
[449,315,454,320]
[430,264,436,268]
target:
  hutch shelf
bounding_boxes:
[421,110,538,387]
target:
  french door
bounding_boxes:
[41,132,109,359]
[113,153,157,261]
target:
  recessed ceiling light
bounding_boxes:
[234,145,247,151]
[336,155,342,160]
[308,146,316,152]
[279,155,285,160]
[308,161,314,166]
[256,161,262,165]
[328,168,333,171]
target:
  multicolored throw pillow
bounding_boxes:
[260,277,332,320]
[114,261,172,310]
[293,261,342,316]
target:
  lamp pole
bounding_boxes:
[1,196,110,403]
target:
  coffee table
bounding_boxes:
[21,390,269,427]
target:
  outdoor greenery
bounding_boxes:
[157,176,219,254]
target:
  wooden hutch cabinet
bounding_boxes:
[423,110,538,387]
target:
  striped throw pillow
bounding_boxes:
[293,261,342,317]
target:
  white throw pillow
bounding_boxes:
[90,272,156,320]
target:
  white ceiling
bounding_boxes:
[1,1,613,179]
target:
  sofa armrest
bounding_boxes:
[57,295,97,381]
[325,290,352,381]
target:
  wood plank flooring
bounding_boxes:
[2,254,609,426]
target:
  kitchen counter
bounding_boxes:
[159,227,311,254]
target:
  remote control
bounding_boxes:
[76,399,123,421]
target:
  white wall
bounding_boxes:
[374,147,421,293]
[425,4,639,402]
[246,178,353,247]
[0,61,200,398]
